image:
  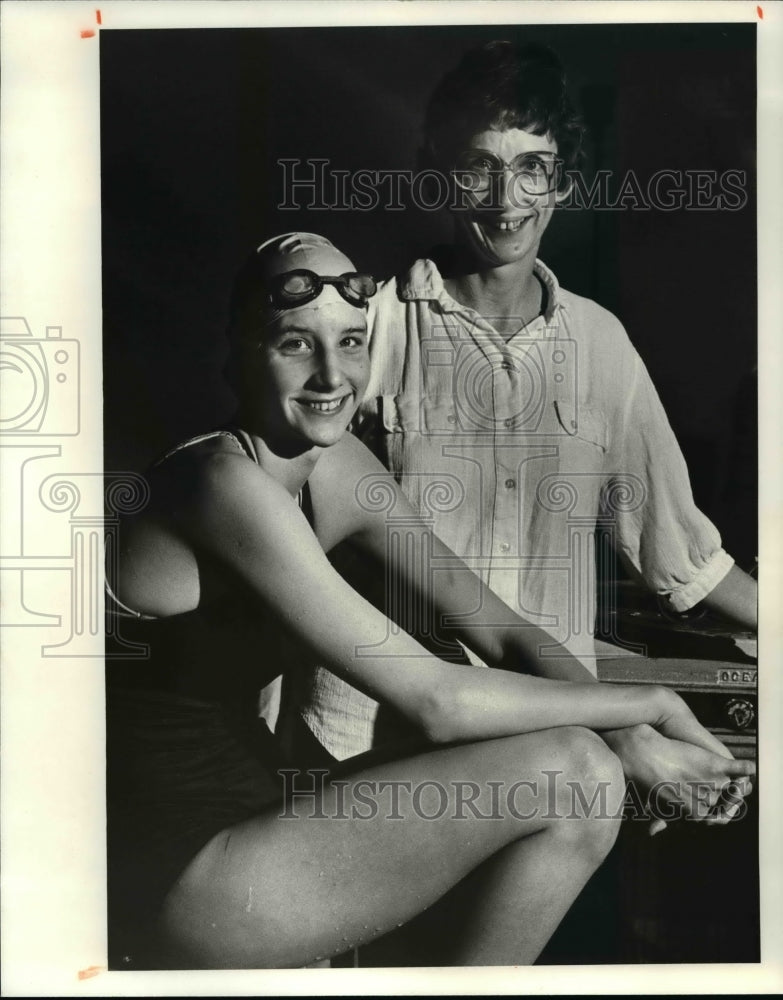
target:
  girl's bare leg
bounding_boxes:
[158,726,624,968]
[359,811,620,966]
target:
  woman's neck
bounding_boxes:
[443,257,543,340]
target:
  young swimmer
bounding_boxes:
[105,232,753,969]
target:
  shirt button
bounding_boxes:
[504,418,515,428]
[499,542,511,553]
[447,413,456,424]
[504,478,516,490]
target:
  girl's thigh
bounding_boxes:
[157,726,624,968]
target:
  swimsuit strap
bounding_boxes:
[153,427,256,468]
[225,426,261,464]
[297,479,314,525]
[105,577,159,620]
[107,428,253,620]
[224,426,314,524]
[107,427,314,615]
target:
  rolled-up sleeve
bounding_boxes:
[604,348,734,612]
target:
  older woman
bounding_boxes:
[105,232,751,970]
[287,40,757,796]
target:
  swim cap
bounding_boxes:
[254,232,356,279]
[231,232,360,334]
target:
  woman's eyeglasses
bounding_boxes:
[267,270,378,310]
[452,150,562,195]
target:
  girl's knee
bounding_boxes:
[552,726,624,788]
[458,727,624,807]
[544,727,624,861]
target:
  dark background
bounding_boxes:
[101,22,757,566]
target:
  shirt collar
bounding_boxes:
[398,256,562,325]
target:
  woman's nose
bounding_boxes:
[312,349,344,390]
[500,168,535,211]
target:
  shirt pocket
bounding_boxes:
[377,393,473,521]
[376,393,420,486]
[529,403,609,522]
[553,399,606,446]
[359,393,413,464]
[550,401,608,474]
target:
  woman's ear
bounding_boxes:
[555,174,574,205]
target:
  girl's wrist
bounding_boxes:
[643,684,680,729]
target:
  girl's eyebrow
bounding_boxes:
[269,325,367,343]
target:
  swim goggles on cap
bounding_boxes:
[267,270,378,310]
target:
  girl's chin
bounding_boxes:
[244,420,348,458]
[293,419,355,451]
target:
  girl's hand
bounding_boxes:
[604,723,754,834]
[611,688,756,835]
[642,735,755,827]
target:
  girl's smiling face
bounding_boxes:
[247,288,370,452]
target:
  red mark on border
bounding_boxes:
[757,5,763,16]
[78,965,104,981]
[80,12,101,37]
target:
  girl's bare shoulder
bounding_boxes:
[148,433,293,523]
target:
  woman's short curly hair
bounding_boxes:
[424,40,585,188]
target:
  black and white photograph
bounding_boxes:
[2,1,782,994]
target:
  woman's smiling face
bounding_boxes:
[248,288,370,452]
[451,127,563,270]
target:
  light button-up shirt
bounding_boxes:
[283,257,733,760]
